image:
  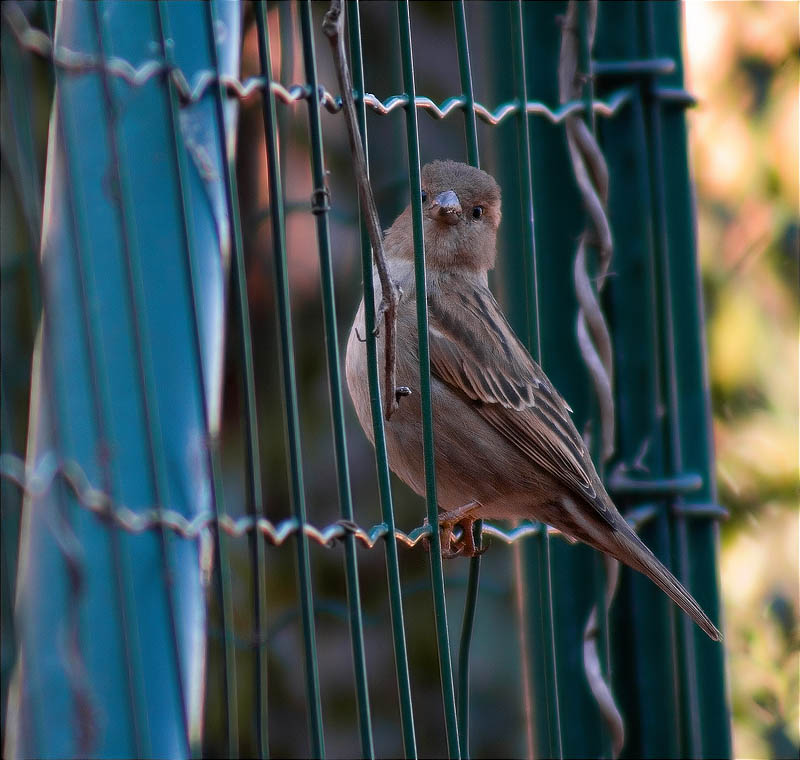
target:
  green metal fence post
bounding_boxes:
[594,2,731,757]
[590,4,684,757]
[639,3,730,756]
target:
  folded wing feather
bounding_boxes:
[427,282,611,518]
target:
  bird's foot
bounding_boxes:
[421,505,488,558]
[440,521,464,559]
[422,516,464,558]
[440,517,488,559]
[434,502,486,559]
[452,517,488,558]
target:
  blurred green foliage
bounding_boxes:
[684,2,799,758]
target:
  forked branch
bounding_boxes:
[323,0,403,421]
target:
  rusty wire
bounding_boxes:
[558,1,624,756]
[0,452,661,557]
[2,2,634,127]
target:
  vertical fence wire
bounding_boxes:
[227,72,272,760]
[346,2,418,756]
[639,3,702,755]
[252,3,325,755]
[277,2,296,194]
[205,0,273,753]
[451,3,482,757]
[90,2,191,746]
[297,2,374,756]
[510,3,564,758]
[203,0,286,752]
[396,3,461,757]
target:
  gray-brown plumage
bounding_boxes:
[345,160,722,641]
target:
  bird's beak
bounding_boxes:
[428,189,462,225]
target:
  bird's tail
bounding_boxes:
[608,522,723,641]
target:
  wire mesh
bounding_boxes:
[0,1,730,759]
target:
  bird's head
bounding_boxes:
[385,160,502,273]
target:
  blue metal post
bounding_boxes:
[4,2,241,756]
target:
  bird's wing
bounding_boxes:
[427,283,609,514]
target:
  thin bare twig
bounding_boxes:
[323,0,402,420]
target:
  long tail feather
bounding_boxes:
[611,525,723,642]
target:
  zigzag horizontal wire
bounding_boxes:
[0,452,426,547]
[2,2,632,125]
[1,452,658,549]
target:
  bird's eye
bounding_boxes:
[472,206,484,219]
[421,190,428,203]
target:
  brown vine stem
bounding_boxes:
[323,0,402,421]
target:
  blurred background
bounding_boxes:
[0,1,797,758]
[683,3,798,758]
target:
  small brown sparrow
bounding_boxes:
[345,160,722,641]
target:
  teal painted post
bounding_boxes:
[3,1,240,756]
[347,2,418,756]
[154,1,242,755]
[396,3,462,757]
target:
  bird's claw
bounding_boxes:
[471,542,489,557]
[419,515,486,559]
[439,521,460,559]
[441,543,464,559]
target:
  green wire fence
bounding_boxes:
[0,1,730,758]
